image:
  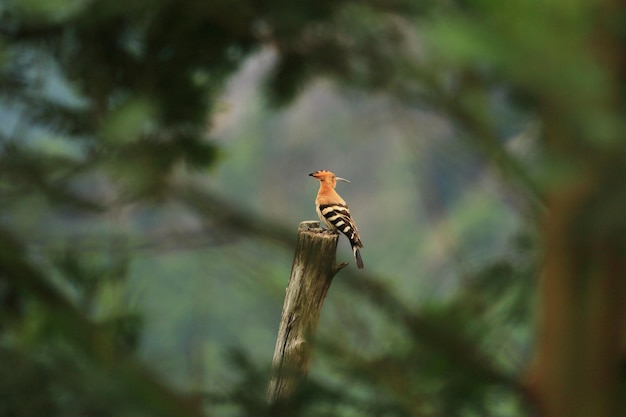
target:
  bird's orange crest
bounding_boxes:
[309,170,332,179]
[309,170,350,186]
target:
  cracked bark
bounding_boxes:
[266,221,347,413]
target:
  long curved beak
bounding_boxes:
[336,177,351,183]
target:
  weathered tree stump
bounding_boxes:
[266,221,347,411]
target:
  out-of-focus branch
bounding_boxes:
[173,183,296,248]
[441,90,546,215]
[337,269,525,392]
[392,64,546,217]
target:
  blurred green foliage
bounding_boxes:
[1,0,624,416]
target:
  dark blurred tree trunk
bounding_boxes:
[530,174,626,417]
[529,3,626,414]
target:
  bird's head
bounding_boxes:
[309,170,350,188]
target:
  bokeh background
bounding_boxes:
[1,1,624,417]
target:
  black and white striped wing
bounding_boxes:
[317,203,364,269]
[317,204,363,247]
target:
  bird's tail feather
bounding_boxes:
[353,247,364,269]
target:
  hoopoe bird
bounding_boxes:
[309,170,364,269]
